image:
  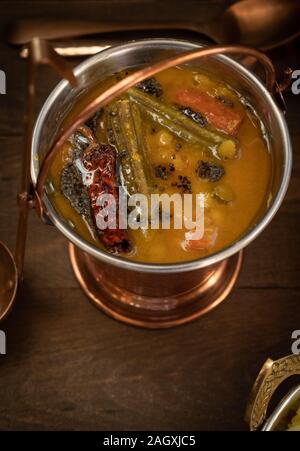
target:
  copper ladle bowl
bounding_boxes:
[0,241,18,322]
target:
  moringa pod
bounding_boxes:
[128,87,237,156]
[108,99,153,197]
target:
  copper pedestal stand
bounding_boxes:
[69,244,243,328]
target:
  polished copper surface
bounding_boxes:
[69,244,243,328]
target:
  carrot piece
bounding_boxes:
[184,225,218,251]
[172,88,244,136]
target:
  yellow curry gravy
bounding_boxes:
[48,67,272,263]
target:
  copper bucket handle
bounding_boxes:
[34,44,277,219]
[245,354,300,431]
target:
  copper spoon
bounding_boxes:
[8,0,300,53]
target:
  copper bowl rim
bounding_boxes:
[31,38,292,274]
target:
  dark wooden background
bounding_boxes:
[0,0,299,431]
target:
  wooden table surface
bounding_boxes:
[0,1,299,431]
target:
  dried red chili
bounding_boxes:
[82,144,132,254]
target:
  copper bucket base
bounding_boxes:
[69,244,243,328]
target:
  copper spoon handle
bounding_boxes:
[14,39,77,279]
[8,19,210,45]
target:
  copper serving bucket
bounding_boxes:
[27,39,291,328]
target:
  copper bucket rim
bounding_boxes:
[30,38,292,274]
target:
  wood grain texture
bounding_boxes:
[0,0,300,431]
[0,287,299,431]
